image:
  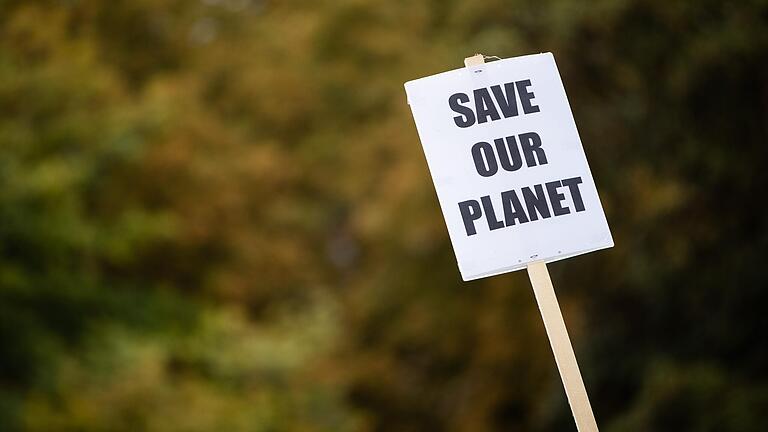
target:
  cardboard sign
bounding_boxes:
[405,53,613,281]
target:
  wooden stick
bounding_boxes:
[527,261,599,432]
[462,54,598,429]
[464,53,485,67]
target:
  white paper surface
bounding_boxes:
[405,53,613,281]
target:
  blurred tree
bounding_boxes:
[1,0,767,431]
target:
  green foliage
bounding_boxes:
[1,0,767,430]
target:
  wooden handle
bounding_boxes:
[464,54,485,67]
[461,52,597,430]
[527,261,599,432]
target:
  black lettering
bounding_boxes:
[449,93,475,128]
[521,184,551,221]
[545,180,570,216]
[490,83,519,118]
[501,190,529,226]
[519,132,548,167]
[471,141,498,177]
[458,200,482,236]
[516,79,540,114]
[473,88,501,124]
[494,136,523,172]
[562,177,586,212]
[481,196,504,231]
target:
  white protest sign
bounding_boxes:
[405,53,613,281]
[406,53,610,432]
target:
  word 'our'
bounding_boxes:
[472,133,547,177]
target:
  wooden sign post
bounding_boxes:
[404,53,612,431]
[528,261,598,431]
[471,54,598,431]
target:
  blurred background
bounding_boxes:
[1,0,767,431]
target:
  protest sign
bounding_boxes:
[405,53,613,281]
[405,53,614,432]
